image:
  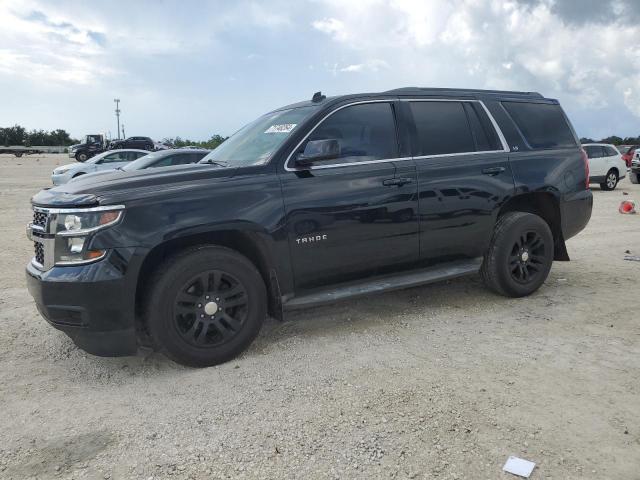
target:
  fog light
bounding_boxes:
[68,236,85,253]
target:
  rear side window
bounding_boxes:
[604,146,618,156]
[410,101,475,156]
[502,102,576,149]
[304,102,398,164]
[409,101,501,156]
[463,103,501,152]
[584,146,603,159]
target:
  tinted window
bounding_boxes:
[149,154,189,168]
[463,103,501,151]
[148,153,203,168]
[502,102,576,149]
[410,101,475,156]
[584,146,603,159]
[304,103,398,164]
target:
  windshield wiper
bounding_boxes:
[200,159,229,167]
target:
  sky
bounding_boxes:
[0,0,639,141]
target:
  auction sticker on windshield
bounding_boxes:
[264,124,297,134]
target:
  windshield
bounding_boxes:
[199,105,318,167]
[122,151,164,171]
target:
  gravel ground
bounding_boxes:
[0,153,639,480]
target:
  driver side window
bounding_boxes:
[299,102,398,165]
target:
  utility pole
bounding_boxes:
[122,124,126,139]
[114,98,121,140]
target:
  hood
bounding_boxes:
[53,162,80,172]
[32,163,240,207]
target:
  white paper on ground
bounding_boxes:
[503,456,536,477]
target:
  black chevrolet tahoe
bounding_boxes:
[26,88,593,367]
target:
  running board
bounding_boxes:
[283,258,482,310]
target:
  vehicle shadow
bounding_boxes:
[53,272,541,381]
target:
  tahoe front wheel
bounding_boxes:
[145,246,267,367]
[481,212,554,297]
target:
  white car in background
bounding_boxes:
[582,143,627,191]
[51,149,149,185]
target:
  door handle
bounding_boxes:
[481,166,506,175]
[383,177,413,186]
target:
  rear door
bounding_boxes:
[405,99,514,262]
[584,145,606,177]
[279,101,419,291]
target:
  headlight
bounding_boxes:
[52,207,124,265]
[54,168,69,174]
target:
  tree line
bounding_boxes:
[579,135,640,147]
[2,125,78,147]
[162,134,228,150]
[2,124,228,149]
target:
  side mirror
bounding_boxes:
[295,139,340,166]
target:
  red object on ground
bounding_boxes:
[619,200,637,214]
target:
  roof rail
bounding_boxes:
[383,87,543,98]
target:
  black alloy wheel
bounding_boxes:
[146,246,266,367]
[481,211,554,297]
[508,231,546,284]
[173,270,248,347]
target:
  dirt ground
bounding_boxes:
[0,153,639,480]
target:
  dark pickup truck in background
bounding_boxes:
[26,87,593,367]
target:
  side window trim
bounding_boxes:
[284,98,508,171]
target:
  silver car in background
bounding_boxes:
[51,149,149,185]
[68,149,211,184]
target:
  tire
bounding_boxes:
[630,172,640,184]
[75,152,88,162]
[600,169,618,191]
[480,212,554,298]
[14,152,23,158]
[145,246,267,367]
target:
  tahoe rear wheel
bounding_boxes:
[146,246,266,367]
[481,212,554,297]
[600,169,618,190]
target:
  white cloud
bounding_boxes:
[312,18,348,41]
[310,0,640,123]
[340,59,390,73]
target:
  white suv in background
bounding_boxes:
[582,143,627,190]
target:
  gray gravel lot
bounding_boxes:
[1,154,639,479]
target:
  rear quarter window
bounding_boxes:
[502,102,576,149]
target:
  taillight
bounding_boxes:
[580,148,590,190]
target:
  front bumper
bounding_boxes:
[25,248,145,357]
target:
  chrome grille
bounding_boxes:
[33,210,48,228]
[34,241,45,266]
